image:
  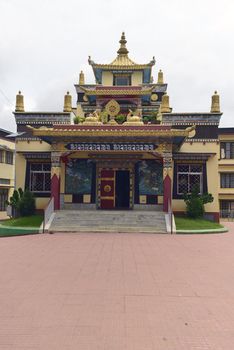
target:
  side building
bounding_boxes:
[13,33,222,221]
[218,128,234,218]
[0,128,15,211]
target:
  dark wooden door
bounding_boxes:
[100,170,115,209]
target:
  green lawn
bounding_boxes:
[175,216,223,230]
[1,215,43,228]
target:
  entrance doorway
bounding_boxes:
[100,169,130,209]
[115,170,130,209]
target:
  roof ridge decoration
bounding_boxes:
[88,32,156,70]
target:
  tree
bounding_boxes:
[183,187,214,218]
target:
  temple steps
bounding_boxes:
[48,210,167,234]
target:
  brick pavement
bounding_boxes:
[0,225,234,349]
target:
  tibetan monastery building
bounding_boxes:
[13,33,222,221]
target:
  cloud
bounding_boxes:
[0,0,233,131]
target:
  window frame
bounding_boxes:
[177,164,203,195]
[220,142,234,159]
[5,151,13,165]
[220,172,234,188]
[28,162,51,195]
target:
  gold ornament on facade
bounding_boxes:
[104,185,111,193]
[123,109,143,126]
[151,93,158,102]
[83,94,88,102]
[211,91,220,113]
[15,91,24,112]
[161,93,171,113]
[157,69,164,84]
[51,166,61,178]
[63,91,72,112]
[83,110,102,125]
[79,70,85,85]
[105,99,120,117]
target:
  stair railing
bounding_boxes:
[168,198,173,234]
[42,197,54,233]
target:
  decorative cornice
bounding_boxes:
[27,124,194,138]
[79,86,154,96]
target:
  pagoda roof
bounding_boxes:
[88,32,155,71]
[27,124,194,139]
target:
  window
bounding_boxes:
[220,173,234,188]
[113,74,131,86]
[0,189,8,211]
[5,151,13,164]
[29,163,51,193]
[177,164,203,194]
[0,178,10,185]
[220,200,234,218]
[0,151,4,163]
[220,142,234,159]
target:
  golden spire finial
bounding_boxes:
[117,32,129,56]
[157,69,164,84]
[79,70,85,85]
[211,90,220,113]
[63,91,72,112]
[161,93,171,113]
[15,90,24,112]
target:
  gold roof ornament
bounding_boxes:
[15,91,24,112]
[79,70,85,85]
[63,91,72,112]
[211,91,220,113]
[123,109,144,126]
[88,33,156,70]
[105,99,120,117]
[83,110,102,125]
[157,70,164,84]
[161,93,171,113]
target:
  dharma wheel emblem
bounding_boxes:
[104,185,112,193]
[105,99,120,117]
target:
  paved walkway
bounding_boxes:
[0,226,234,349]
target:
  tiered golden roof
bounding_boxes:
[88,32,155,70]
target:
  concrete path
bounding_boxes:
[0,227,234,349]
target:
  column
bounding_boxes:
[51,151,61,210]
[163,151,173,212]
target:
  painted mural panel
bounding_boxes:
[65,159,93,194]
[138,160,163,195]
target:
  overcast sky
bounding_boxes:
[0,0,233,131]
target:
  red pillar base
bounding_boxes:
[51,174,60,210]
[163,174,172,212]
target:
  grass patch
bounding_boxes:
[1,215,43,228]
[175,216,223,230]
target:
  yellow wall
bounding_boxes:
[102,72,113,86]
[172,141,219,214]
[0,137,15,200]
[132,71,143,85]
[218,133,234,203]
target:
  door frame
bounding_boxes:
[97,163,134,209]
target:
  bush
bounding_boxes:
[19,190,36,217]
[6,188,36,217]
[115,114,126,124]
[183,187,214,219]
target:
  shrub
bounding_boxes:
[115,114,126,124]
[19,190,36,217]
[183,187,214,219]
[6,188,36,217]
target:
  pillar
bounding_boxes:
[51,151,61,210]
[163,151,173,212]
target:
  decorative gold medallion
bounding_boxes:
[151,93,158,101]
[105,99,120,117]
[104,185,111,193]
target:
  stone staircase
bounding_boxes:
[48,210,167,234]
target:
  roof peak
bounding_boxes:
[117,32,129,56]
